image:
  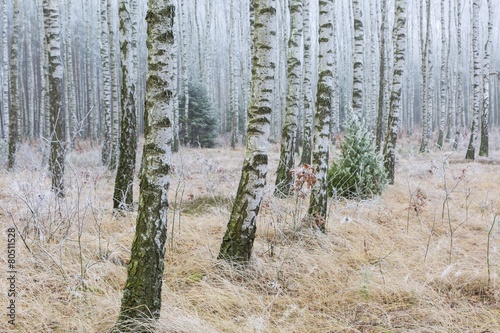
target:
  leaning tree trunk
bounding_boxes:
[307,0,334,232]
[44,0,65,197]
[114,1,175,331]
[7,0,20,170]
[465,0,481,160]
[218,0,277,263]
[300,0,313,165]
[352,0,363,117]
[274,0,303,197]
[479,0,492,157]
[383,0,407,185]
[100,0,112,165]
[113,0,137,210]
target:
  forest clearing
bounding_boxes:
[0,135,499,332]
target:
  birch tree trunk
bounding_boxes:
[437,0,447,149]
[229,0,239,148]
[465,0,481,160]
[218,0,277,263]
[7,0,20,170]
[180,0,189,145]
[453,0,463,150]
[375,0,388,152]
[419,0,432,153]
[383,0,407,185]
[307,0,334,232]
[351,0,363,116]
[109,0,120,169]
[300,0,312,165]
[100,0,112,165]
[114,1,175,330]
[275,0,303,197]
[65,0,76,146]
[479,0,492,157]
[113,0,137,210]
[44,0,65,196]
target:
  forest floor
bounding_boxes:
[1,132,500,333]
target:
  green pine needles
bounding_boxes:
[179,82,218,148]
[328,113,388,199]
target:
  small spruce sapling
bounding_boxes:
[328,113,388,199]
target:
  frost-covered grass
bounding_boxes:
[1,136,500,332]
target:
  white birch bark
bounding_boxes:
[453,0,464,149]
[229,0,239,148]
[479,0,492,157]
[275,0,303,197]
[437,0,447,149]
[300,0,313,164]
[351,0,363,116]
[419,0,432,153]
[383,0,407,184]
[44,0,66,196]
[465,0,481,160]
[100,0,112,165]
[7,0,20,169]
[218,0,277,262]
[307,0,334,231]
[113,0,137,210]
[115,0,175,327]
[109,0,120,169]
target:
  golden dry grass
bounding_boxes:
[1,138,500,332]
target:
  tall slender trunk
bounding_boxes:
[218,0,277,263]
[352,0,363,116]
[419,0,432,153]
[479,0,492,157]
[375,0,388,152]
[101,0,112,165]
[7,0,20,170]
[113,0,137,210]
[307,0,334,232]
[465,0,481,160]
[109,0,120,169]
[436,0,447,149]
[300,0,312,165]
[44,0,66,196]
[453,0,463,150]
[114,1,175,330]
[383,0,407,184]
[275,0,303,197]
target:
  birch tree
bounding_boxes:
[218,0,277,263]
[375,0,388,152]
[453,0,464,149]
[109,0,120,169]
[383,0,407,184]
[352,0,363,116]
[7,0,20,170]
[44,0,65,196]
[479,0,492,157]
[114,1,175,330]
[307,0,334,232]
[300,0,313,165]
[465,0,481,160]
[113,0,137,210]
[419,0,432,153]
[100,0,112,165]
[437,0,447,149]
[275,0,303,197]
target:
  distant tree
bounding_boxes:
[178,82,218,148]
[44,0,66,196]
[479,0,492,157]
[437,0,447,149]
[375,0,389,152]
[465,0,481,160]
[114,0,175,330]
[109,0,121,169]
[275,0,303,197]
[383,0,407,184]
[218,0,277,263]
[419,0,433,153]
[100,0,112,165]
[352,0,364,117]
[113,0,137,210]
[300,0,313,165]
[307,0,334,232]
[7,0,19,170]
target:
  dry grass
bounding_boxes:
[1,137,500,332]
